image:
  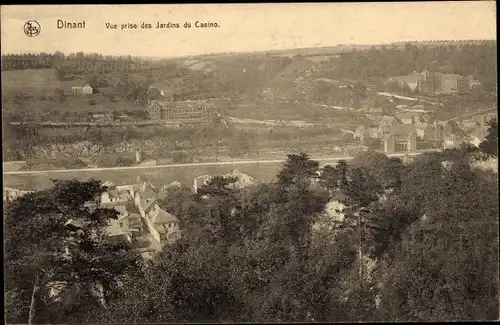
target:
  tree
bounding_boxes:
[4,179,141,324]
[479,118,498,157]
[377,158,499,321]
[87,74,100,93]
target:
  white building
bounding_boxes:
[82,84,93,95]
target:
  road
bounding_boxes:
[3,150,437,176]
[440,107,497,124]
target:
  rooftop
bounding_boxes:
[389,124,416,136]
[151,208,179,225]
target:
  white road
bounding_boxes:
[3,150,437,176]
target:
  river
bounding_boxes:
[3,161,291,191]
[3,151,433,191]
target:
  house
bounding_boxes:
[82,84,93,95]
[383,124,417,153]
[104,210,143,246]
[387,68,471,95]
[71,87,83,95]
[441,120,466,139]
[137,182,158,210]
[148,206,181,244]
[379,115,402,137]
[473,113,496,128]
[469,127,488,147]
[461,118,479,130]
[415,122,440,141]
[395,111,422,125]
[100,184,131,204]
[379,115,400,128]
[443,134,465,149]
[387,74,422,92]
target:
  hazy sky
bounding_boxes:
[1,2,496,57]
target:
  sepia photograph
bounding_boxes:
[1,2,498,323]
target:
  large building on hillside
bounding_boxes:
[386,68,483,95]
[147,99,216,123]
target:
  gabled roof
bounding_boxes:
[389,124,416,136]
[140,198,156,212]
[119,192,130,201]
[379,115,399,127]
[113,205,128,216]
[108,189,120,199]
[389,74,423,84]
[395,111,421,120]
[138,182,157,199]
[102,181,116,189]
[151,208,179,225]
[440,74,462,81]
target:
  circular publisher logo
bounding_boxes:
[24,20,41,37]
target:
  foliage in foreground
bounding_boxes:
[4,147,499,323]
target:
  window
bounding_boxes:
[395,142,408,152]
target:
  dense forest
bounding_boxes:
[4,123,498,323]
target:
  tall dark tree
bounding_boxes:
[4,179,141,324]
[479,118,498,157]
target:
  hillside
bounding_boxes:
[1,69,86,93]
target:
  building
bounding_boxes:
[147,100,216,123]
[457,78,471,94]
[436,74,460,93]
[92,112,115,123]
[100,182,133,204]
[82,84,93,95]
[383,124,417,153]
[3,188,33,202]
[461,118,479,130]
[100,180,181,257]
[469,127,488,147]
[387,68,483,95]
[415,122,440,141]
[71,87,83,95]
[443,134,465,149]
[472,112,496,128]
[148,206,181,244]
[418,68,439,95]
[394,111,422,125]
[355,125,381,143]
[387,74,422,92]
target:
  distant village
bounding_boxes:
[353,108,496,154]
[3,169,257,260]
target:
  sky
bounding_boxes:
[1,2,497,58]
